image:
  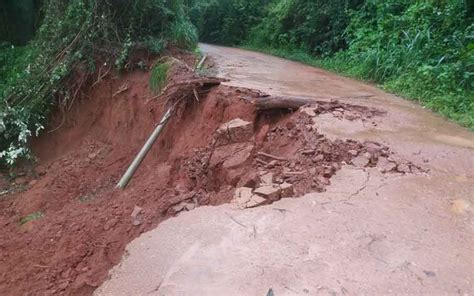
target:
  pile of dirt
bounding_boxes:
[0,59,422,295]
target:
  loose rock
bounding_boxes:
[184,202,196,211]
[318,176,331,185]
[210,143,254,169]
[131,206,143,226]
[259,172,274,185]
[352,154,370,168]
[378,157,397,173]
[254,185,281,201]
[397,163,411,174]
[348,150,359,157]
[314,154,325,162]
[233,187,253,204]
[216,118,254,145]
[233,187,268,209]
[245,195,267,208]
[103,218,119,231]
[280,182,294,197]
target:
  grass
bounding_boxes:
[19,211,44,225]
[1,0,200,166]
[241,44,474,130]
[149,60,172,93]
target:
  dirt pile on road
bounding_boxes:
[0,59,421,295]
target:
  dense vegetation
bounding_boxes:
[1,0,473,165]
[0,0,197,165]
[190,0,474,128]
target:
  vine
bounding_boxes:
[0,0,197,165]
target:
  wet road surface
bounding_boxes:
[96,44,474,295]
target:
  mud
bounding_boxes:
[96,44,474,296]
[0,56,421,295]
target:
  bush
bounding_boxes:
[320,1,473,128]
[0,0,198,165]
[150,60,172,93]
[188,0,473,129]
[248,0,364,55]
[189,0,271,45]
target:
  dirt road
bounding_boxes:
[96,44,474,295]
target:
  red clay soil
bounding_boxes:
[0,58,417,295]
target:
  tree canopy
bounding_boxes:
[190,0,473,127]
[0,0,472,165]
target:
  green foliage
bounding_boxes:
[168,17,199,49]
[19,211,44,225]
[189,0,473,129]
[189,0,271,45]
[0,0,198,166]
[116,35,134,70]
[2,0,472,167]
[247,0,364,55]
[320,0,473,128]
[145,37,167,54]
[150,61,172,93]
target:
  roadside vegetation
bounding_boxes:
[0,0,197,165]
[190,0,474,129]
[1,0,473,166]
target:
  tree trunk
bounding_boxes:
[250,95,314,110]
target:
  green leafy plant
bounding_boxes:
[0,0,198,166]
[150,60,172,93]
[188,0,473,129]
[145,37,167,54]
[320,1,473,128]
[168,17,198,50]
[19,211,44,225]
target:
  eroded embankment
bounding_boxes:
[0,60,422,295]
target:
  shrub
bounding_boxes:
[0,0,198,165]
[321,0,473,128]
[188,0,473,129]
[150,60,172,93]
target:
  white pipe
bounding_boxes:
[196,54,207,70]
[116,53,207,189]
[116,107,173,189]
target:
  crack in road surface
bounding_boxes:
[95,44,474,296]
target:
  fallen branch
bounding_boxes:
[92,64,111,88]
[112,84,129,97]
[163,77,227,90]
[248,95,375,111]
[149,77,227,102]
[46,111,66,134]
[252,95,314,110]
[256,158,269,166]
[168,56,196,73]
[193,88,200,102]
